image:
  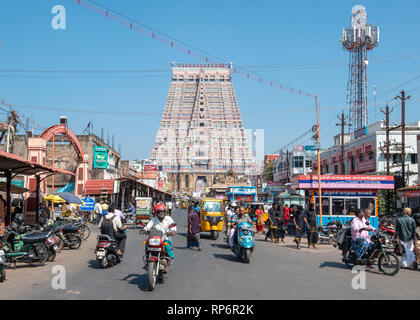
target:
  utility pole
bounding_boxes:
[336,111,351,174]
[315,96,323,224]
[395,90,411,188]
[380,105,393,215]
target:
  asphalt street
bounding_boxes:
[1,208,419,300]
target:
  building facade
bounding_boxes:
[314,121,420,186]
[151,63,254,195]
[273,146,316,184]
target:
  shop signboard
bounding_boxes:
[93,146,108,169]
[293,175,394,190]
[80,197,95,211]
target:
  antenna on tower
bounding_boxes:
[341,5,379,138]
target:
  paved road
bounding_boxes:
[1,208,419,300]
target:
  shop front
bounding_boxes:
[291,175,394,228]
[227,186,257,203]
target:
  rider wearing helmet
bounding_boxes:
[142,203,177,259]
[225,202,237,238]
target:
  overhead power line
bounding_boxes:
[70,0,316,99]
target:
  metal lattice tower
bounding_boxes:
[341,5,380,133]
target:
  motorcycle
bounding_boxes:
[1,230,50,268]
[45,231,60,262]
[231,220,255,263]
[142,228,172,291]
[57,224,83,249]
[318,221,343,245]
[95,234,121,268]
[340,230,400,276]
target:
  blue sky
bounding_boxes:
[1,0,420,160]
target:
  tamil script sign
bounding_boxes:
[93,146,108,169]
[293,175,394,190]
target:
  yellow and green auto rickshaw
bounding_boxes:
[181,200,187,209]
[200,198,224,240]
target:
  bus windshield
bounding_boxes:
[202,201,222,213]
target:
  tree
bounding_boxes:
[262,162,274,182]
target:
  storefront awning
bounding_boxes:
[85,179,114,195]
[0,182,28,194]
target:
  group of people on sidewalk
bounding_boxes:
[264,203,318,249]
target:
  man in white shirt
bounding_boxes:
[167,201,173,217]
[142,203,177,259]
[94,200,103,224]
[99,205,127,256]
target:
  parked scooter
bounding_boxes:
[95,234,121,268]
[318,221,343,245]
[231,220,255,263]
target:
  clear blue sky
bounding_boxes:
[1,0,420,160]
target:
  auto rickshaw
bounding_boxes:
[181,200,187,209]
[200,198,224,240]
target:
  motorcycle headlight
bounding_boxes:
[148,238,161,246]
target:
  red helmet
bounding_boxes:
[153,203,166,214]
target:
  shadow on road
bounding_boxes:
[211,243,230,249]
[177,232,188,239]
[121,273,149,291]
[87,259,102,269]
[213,253,241,262]
[319,261,351,270]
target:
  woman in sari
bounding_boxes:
[255,205,264,233]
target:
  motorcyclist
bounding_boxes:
[141,203,177,261]
[350,209,375,263]
[229,206,253,249]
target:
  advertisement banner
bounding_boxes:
[93,146,108,169]
[144,165,158,171]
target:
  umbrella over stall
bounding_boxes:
[53,192,83,205]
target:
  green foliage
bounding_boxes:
[263,162,274,182]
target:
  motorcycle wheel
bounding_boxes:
[378,252,400,276]
[147,261,157,291]
[0,266,5,282]
[100,258,108,268]
[69,237,82,250]
[81,224,90,241]
[244,249,251,264]
[30,244,48,267]
[211,231,218,240]
[47,249,56,262]
[56,238,64,253]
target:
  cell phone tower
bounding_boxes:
[341,5,380,135]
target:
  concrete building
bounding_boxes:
[314,120,420,186]
[273,145,317,184]
[151,63,254,195]
[0,133,121,194]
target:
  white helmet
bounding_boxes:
[231,202,238,208]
